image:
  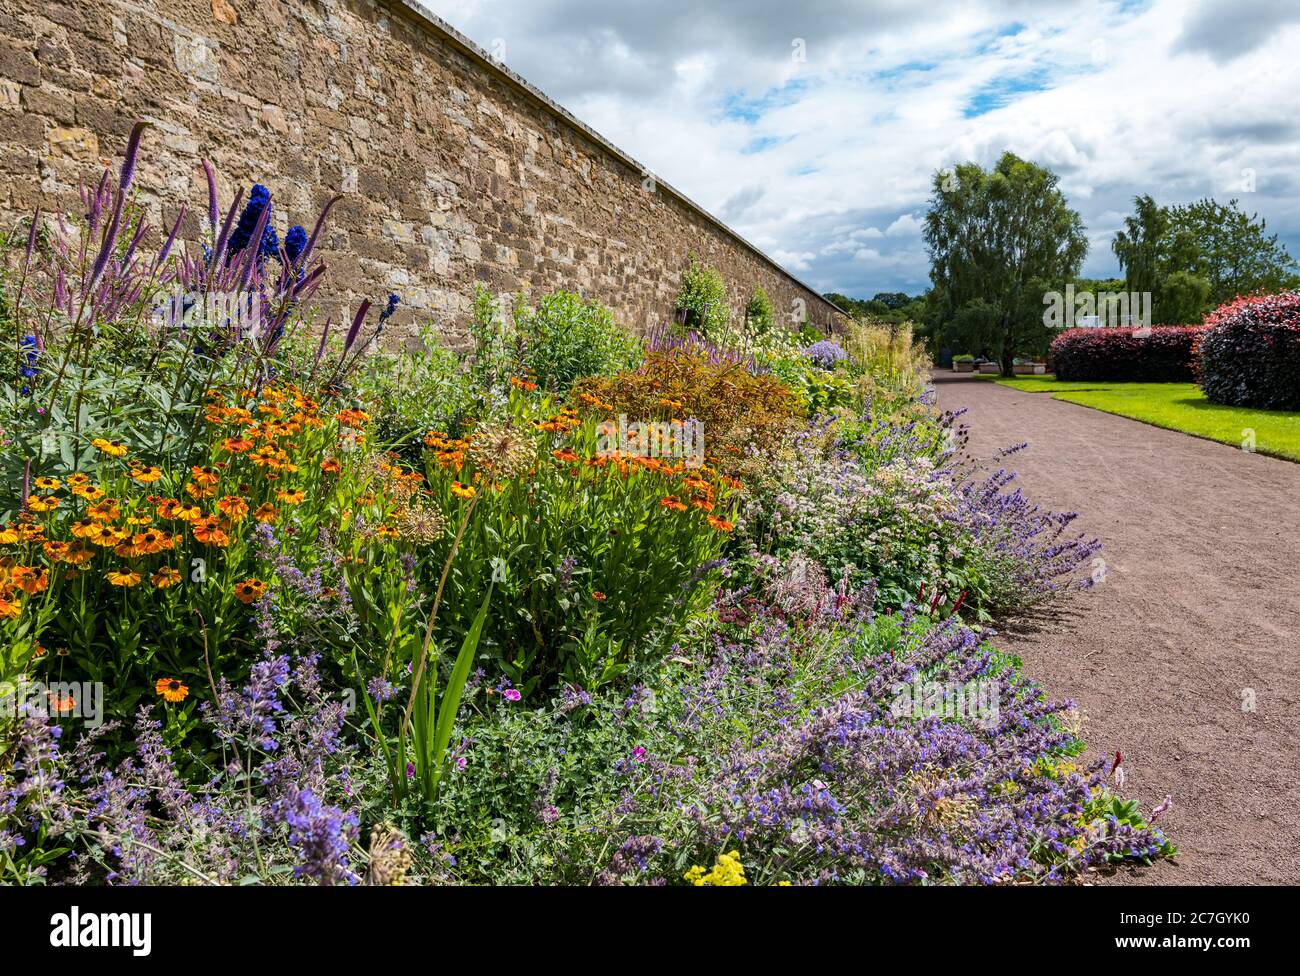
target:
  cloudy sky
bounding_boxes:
[427,0,1300,299]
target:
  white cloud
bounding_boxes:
[429,0,1300,297]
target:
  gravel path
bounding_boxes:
[932,371,1299,885]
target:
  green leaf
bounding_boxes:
[430,583,493,793]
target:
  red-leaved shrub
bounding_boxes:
[1050,326,1207,382]
[1197,293,1300,410]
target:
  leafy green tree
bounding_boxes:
[871,291,911,310]
[1112,194,1168,298]
[923,152,1087,374]
[1162,198,1298,306]
[1112,196,1297,322]
[1155,270,1211,325]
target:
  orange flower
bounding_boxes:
[106,568,142,587]
[336,408,371,428]
[275,489,305,505]
[13,567,48,595]
[591,590,607,601]
[87,500,121,522]
[151,567,182,588]
[0,596,21,620]
[510,376,538,391]
[691,498,715,513]
[17,524,45,543]
[132,528,171,555]
[191,517,230,547]
[233,578,267,604]
[72,484,105,501]
[217,496,249,522]
[320,457,341,474]
[88,524,126,548]
[155,677,189,703]
[552,449,579,464]
[173,502,203,522]
[190,465,221,487]
[48,691,76,714]
[707,515,735,533]
[252,503,278,523]
[659,496,687,512]
[220,436,255,454]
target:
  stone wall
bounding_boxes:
[0,0,842,344]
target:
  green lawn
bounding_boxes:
[980,375,1300,461]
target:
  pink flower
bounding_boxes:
[503,688,522,702]
[631,746,647,763]
[1150,795,1173,823]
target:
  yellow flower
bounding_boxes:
[450,481,476,500]
[106,568,142,587]
[132,465,163,484]
[683,850,748,886]
[92,438,129,457]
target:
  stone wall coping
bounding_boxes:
[384,0,846,318]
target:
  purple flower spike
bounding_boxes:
[118,121,149,194]
[202,159,219,233]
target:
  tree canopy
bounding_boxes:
[923,152,1087,373]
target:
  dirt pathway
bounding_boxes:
[932,371,1299,885]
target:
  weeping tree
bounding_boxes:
[1112,193,1168,299]
[924,152,1087,375]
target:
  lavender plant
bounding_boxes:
[1,652,366,885]
[735,408,1100,617]
[417,565,1172,885]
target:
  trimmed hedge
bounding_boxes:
[1050,326,1206,382]
[1198,293,1300,410]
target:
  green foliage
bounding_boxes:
[1112,193,1168,299]
[744,287,774,335]
[673,255,729,338]
[925,152,1088,373]
[511,289,642,393]
[1114,194,1298,322]
[1163,198,1299,305]
[353,324,480,460]
[1156,270,1211,324]
[418,393,736,693]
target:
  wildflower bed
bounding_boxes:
[0,127,1174,885]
